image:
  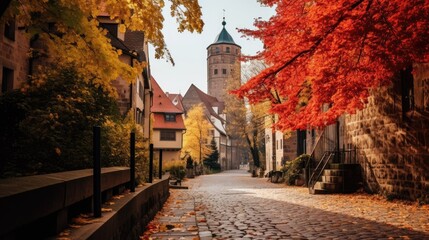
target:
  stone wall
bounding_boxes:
[0,22,30,91]
[345,64,429,201]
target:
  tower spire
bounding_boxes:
[222,9,226,27]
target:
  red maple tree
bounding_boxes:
[233,0,429,130]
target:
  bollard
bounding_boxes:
[159,149,163,179]
[149,143,154,183]
[130,132,136,192]
[93,126,101,218]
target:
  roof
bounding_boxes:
[151,77,183,114]
[183,84,225,123]
[208,19,241,48]
[152,113,186,130]
[167,93,185,112]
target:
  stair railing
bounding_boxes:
[305,127,337,190]
[308,151,335,191]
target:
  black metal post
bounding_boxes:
[130,132,136,192]
[93,126,101,218]
[149,143,154,183]
[336,121,340,163]
[159,149,163,179]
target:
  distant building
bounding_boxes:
[182,84,231,169]
[151,77,186,162]
[206,18,241,102]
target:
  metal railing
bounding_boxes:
[308,151,335,190]
[305,126,359,191]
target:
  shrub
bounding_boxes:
[164,160,186,180]
[282,154,309,185]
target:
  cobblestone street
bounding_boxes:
[143,170,429,239]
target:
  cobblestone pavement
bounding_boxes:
[144,170,429,239]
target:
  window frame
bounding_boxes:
[160,130,176,141]
[164,113,176,122]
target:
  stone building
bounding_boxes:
[182,84,231,170]
[206,18,241,102]
[98,16,152,137]
[303,65,429,200]
[342,64,429,201]
[0,10,152,139]
[181,18,243,170]
[0,18,29,94]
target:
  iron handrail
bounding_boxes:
[308,152,336,189]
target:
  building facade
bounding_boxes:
[182,84,231,170]
[151,77,186,162]
[0,19,29,94]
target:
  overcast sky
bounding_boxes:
[148,0,275,95]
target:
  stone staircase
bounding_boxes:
[309,163,361,194]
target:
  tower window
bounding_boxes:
[1,67,14,93]
[222,69,227,75]
[226,47,230,53]
[214,69,218,75]
[215,47,220,54]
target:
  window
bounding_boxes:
[215,47,220,54]
[222,69,227,75]
[160,130,176,141]
[1,67,14,93]
[135,109,143,124]
[4,20,15,41]
[164,113,176,122]
[226,47,230,53]
[214,69,218,75]
[401,65,414,120]
[138,81,144,100]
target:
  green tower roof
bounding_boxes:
[213,19,236,44]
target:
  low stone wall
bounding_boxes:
[0,168,170,240]
[75,177,170,240]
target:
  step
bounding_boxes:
[320,182,342,192]
[309,188,328,194]
[323,169,343,176]
[329,163,344,169]
[322,175,343,183]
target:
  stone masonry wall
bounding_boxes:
[345,65,429,201]
[0,23,30,91]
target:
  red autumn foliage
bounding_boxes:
[233,0,429,130]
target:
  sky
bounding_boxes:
[148,0,275,95]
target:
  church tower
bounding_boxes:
[207,18,241,102]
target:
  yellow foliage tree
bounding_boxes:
[183,104,212,163]
[1,0,203,94]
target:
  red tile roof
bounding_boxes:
[153,113,186,130]
[167,93,185,112]
[151,76,185,130]
[151,77,182,113]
